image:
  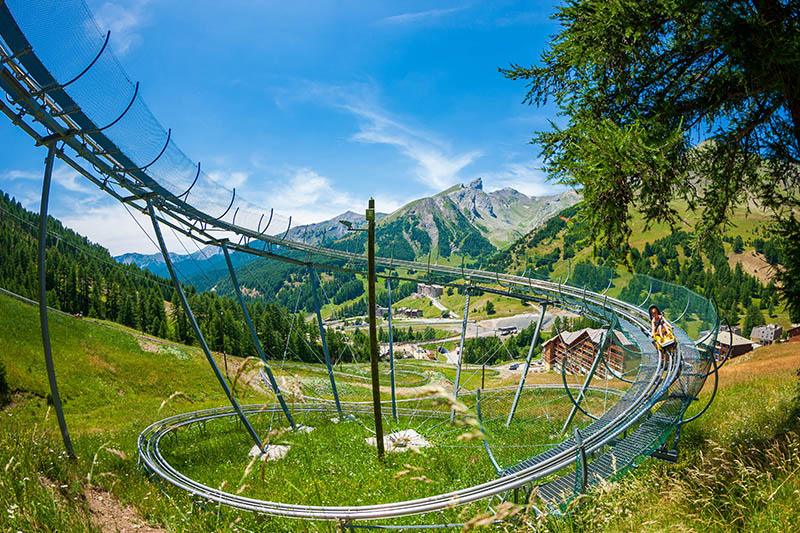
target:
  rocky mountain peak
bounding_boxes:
[466,177,483,190]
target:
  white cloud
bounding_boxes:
[91,1,151,55]
[208,170,249,189]
[57,200,188,256]
[480,159,567,197]
[241,167,408,227]
[0,169,39,181]
[1,164,100,196]
[51,165,100,196]
[379,6,468,26]
[299,82,479,191]
[351,120,479,191]
[271,168,356,224]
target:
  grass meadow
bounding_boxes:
[1,292,798,531]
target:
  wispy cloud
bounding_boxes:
[0,169,39,181]
[1,164,102,202]
[57,200,189,256]
[208,170,250,189]
[91,0,151,55]
[295,82,480,191]
[379,6,468,26]
[350,112,479,191]
[271,167,407,224]
[479,159,567,197]
[51,165,100,196]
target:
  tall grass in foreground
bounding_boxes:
[492,365,800,532]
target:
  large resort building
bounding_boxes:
[750,324,783,345]
[542,328,635,377]
[416,283,444,298]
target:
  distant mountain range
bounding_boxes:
[115,245,258,282]
[114,179,580,287]
[282,209,387,245]
[378,178,579,255]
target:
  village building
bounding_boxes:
[542,328,634,377]
[787,324,800,342]
[417,283,443,298]
[750,324,783,345]
[721,325,743,336]
[704,331,756,359]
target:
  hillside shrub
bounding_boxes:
[0,358,9,406]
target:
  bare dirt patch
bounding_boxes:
[85,485,165,533]
[88,353,116,373]
[136,338,161,353]
[728,252,776,284]
[220,354,272,397]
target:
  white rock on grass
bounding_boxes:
[365,429,431,453]
[294,425,315,433]
[248,444,290,462]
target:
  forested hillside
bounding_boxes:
[0,190,367,364]
[489,202,787,332]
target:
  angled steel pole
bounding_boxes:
[573,427,587,495]
[367,198,385,458]
[308,264,343,417]
[386,278,397,422]
[562,328,610,433]
[451,288,471,422]
[220,241,295,429]
[147,201,264,451]
[506,304,547,427]
[38,142,74,458]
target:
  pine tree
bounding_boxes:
[743,304,765,339]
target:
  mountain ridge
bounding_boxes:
[114,180,580,273]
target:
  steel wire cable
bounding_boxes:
[0,204,174,289]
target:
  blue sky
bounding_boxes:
[0,0,565,254]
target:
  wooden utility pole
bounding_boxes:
[367,198,385,458]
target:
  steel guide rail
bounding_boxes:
[293,383,627,408]
[0,5,717,522]
[135,319,676,520]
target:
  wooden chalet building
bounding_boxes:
[542,328,634,377]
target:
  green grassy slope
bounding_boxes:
[0,293,263,433]
[0,291,276,531]
[490,201,792,330]
[1,290,799,531]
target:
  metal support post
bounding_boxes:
[220,241,295,429]
[386,278,397,422]
[308,264,343,417]
[367,198,385,458]
[476,388,502,475]
[562,328,609,433]
[506,304,547,427]
[38,142,74,458]
[574,427,587,495]
[451,288,471,422]
[147,201,264,451]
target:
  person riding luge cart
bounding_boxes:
[649,304,676,351]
